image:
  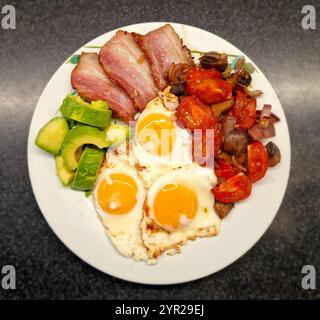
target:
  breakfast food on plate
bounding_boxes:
[132,24,194,90]
[93,162,148,261]
[141,165,220,259]
[35,23,282,263]
[54,154,75,186]
[60,95,112,128]
[99,31,158,111]
[71,146,105,191]
[71,52,135,121]
[61,125,107,171]
[35,117,69,155]
[133,96,193,188]
[104,119,130,148]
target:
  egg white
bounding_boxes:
[93,91,220,263]
[140,164,220,259]
[133,97,193,188]
[93,163,149,262]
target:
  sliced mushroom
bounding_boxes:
[168,63,191,84]
[199,51,228,72]
[226,73,238,87]
[224,130,249,156]
[235,68,252,87]
[170,83,186,97]
[245,88,263,98]
[211,98,235,118]
[214,201,234,219]
[265,141,281,167]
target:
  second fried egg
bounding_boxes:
[141,164,221,259]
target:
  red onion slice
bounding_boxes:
[222,116,236,136]
[259,104,272,129]
[256,110,280,123]
[248,122,276,140]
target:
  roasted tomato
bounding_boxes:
[213,127,221,156]
[215,159,240,180]
[232,91,257,129]
[192,127,220,166]
[176,96,216,131]
[247,141,269,183]
[186,78,232,104]
[184,66,221,82]
[211,173,252,203]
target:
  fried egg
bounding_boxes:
[141,164,220,259]
[93,163,148,261]
[133,96,193,188]
[93,89,221,263]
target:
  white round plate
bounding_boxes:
[28,22,290,285]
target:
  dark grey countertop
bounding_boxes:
[1,0,320,299]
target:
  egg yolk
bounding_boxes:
[137,113,175,156]
[153,183,198,230]
[98,173,138,214]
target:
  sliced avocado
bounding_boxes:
[60,95,112,128]
[74,146,84,162]
[71,146,105,191]
[66,118,77,129]
[35,117,69,155]
[104,120,130,147]
[61,125,107,171]
[54,155,75,186]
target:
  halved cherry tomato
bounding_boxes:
[186,78,232,104]
[184,66,221,82]
[211,173,252,203]
[176,96,216,131]
[232,91,256,129]
[215,159,240,180]
[213,126,221,156]
[192,127,220,166]
[247,141,269,183]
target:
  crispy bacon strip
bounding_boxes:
[134,24,194,90]
[99,31,157,111]
[71,53,136,122]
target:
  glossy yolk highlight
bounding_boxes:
[137,113,175,156]
[98,173,138,214]
[153,183,198,230]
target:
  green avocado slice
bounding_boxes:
[60,95,112,128]
[61,125,107,171]
[35,117,69,155]
[71,146,105,191]
[104,120,130,147]
[54,155,75,186]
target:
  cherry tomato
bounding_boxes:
[215,159,240,180]
[184,66,221,82]
[176,96,216,131]
[192,127,220,166]
[232,91,257,129]
[247,141,269,183]
[213,126,221,156]
[186,78,232,104]
[211,173,252,203]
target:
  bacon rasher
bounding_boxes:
[99,31,157,111]
[71,53,136,122]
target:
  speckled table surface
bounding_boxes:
[0,0,319,299]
